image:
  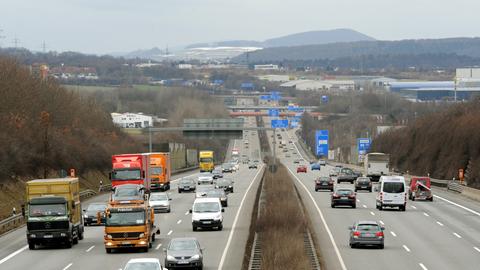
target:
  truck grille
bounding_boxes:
[110,232,142,239]
[27,221,69,231]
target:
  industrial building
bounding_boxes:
[254,64,279,71]
[280,79,355,91]
[111,112,153,128]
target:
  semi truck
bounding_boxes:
[24,178,84,249]
[148,152,171,191]
[199,151,214,172]
[103,190,159,253]
[364,153,390,182]
[111,154,149,189]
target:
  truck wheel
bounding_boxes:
[152,233,156,242]
[149,241,152,248]
[178,189,182,193]
[79,226,84,240]
[379,244,384,249]
[429,197,433,202]
[65,239,73,249]
[106,248,112,254]
[411,196,415,201]
[28,242,35,250]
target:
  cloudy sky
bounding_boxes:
[0,0,478,54]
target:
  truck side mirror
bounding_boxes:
[109,172,112,180]
[21,204,25,217]
[221,208,225,212]
[189,209,192,213]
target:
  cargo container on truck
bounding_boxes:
[103,194,159,253]
[111,154,149,189]
[364,153,390,182]
[148,152,171,191]
[24,178,84,250]
[199,151,214,172]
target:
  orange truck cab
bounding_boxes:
[408,177,433,201]
[102,196,159,253]
[110,154,149,189]
[148,153,171,191]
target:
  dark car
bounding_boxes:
[212,169,223,179]
[311,163,321,171]
[331,189,356,208]
[355,177,372,192]
[178,178,196,193]
[293,159,301,164]
[315,177,334,192]
[83,202,107,226]
[205,189,228,207]
[164,237,203,269]
[337,168,356,184]
[349,221,385,249]
[215,178,234,193]
[248,162,258,169]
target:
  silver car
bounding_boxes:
[149,192,171,213]
[197,173,214,185]
[349,221,384,249]
[164,237,203,269]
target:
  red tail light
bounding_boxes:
[380,192,383,201]
[376,231,384,237]
[348,194,355,198]
[333,194,340,198]
[353,231,361,237]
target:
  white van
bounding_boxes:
[375,176,406,211]
[190,197,224,231]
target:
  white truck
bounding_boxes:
[364,153,390,182]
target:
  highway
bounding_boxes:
[0,117,263,270]
[265,120,480,270]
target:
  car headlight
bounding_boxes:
[191,254,200,260]
[83,214,88,218]
[106,234,112,239]
[166,255,176,261]
[214,214,222,220]
[139,233,145,238]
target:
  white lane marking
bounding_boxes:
[62,263,73,270]
[155,243,162,250]
[370,211,375,216]
[434,195,480,217]
[453,232,462,238]
[362,204,367,208]
[286,166,348,270]
[177,220,182,224]
[411,205,417,209]
[390,231,397,237]
[85,245,95,252]
[185,211,189,216]
[0,245,28,265]
[379,220,385,225]
[436,221,444,226]
[419,263,428,270]
[167,230,173,236]
[403,245,411,252]
[218,165,266,270]
[423,212,430,217]
[474,246,480,253]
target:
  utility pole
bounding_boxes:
[0,29,5,47]
[12,36,20,50]
[41,41,47,53]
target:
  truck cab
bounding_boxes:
[25,178,84,250]
[111,154,148,188]
[148,153,171,191]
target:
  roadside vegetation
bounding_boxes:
[371,99,480,188]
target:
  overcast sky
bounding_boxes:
[0,0,478,54]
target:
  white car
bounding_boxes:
[190,197,224,231]
[376,176,407,211]
[124,258,166,270]
[197,173,214,185]
[149,192,171,213]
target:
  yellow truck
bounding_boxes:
[24,178,84,249]
[103,192,159,253]
[199,150,214,172]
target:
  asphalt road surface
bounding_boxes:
[0,116,263,270]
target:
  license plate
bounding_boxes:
[122,241,131,245]
[92,218,97,221]
[184,188,190,190]
[44,234,53,238]
[341,197,348,199]
[322,183,328,186]
[203,221,211,224]
[178,260,189,264]
[363,233,374,237]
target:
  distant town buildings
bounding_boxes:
[111,113,153,128]
[254,64,279,71]
[280,79,355,91]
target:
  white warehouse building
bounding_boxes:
[111,113,153,128]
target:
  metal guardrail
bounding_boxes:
[447,181,464,193]
[0,214,24,236]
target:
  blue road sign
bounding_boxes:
[268,109,279,117]
[271,119,288,128]
[357,138,371,155]
[260,95,270,100]
[290,119,300,128]
[315,130,329,157]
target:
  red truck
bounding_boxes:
[110,154,149,189]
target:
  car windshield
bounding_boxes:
[180,179,194,185]
[29,203,66,217]
[114,187,141,197]
[125,262,160,270]
[357,178,370,183]
[318,177,330,181]
[217,180,232,186]
[87,204,107,211]
[357,224,381,231]
[193,202,220,212]
[336,190,353,195]
[383,182,405,193]
[107,211,145,226]
[150,193,168,201]
[150,167,162,175]
[111,169,141,180]
[169,239,197,251]
[200,157,213,163]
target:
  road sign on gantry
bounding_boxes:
[271,119,288,128]
[315,130,329,157]
[268,109,279,117]
[357,138,371,155]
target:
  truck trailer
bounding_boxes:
[25,178,84,249]
[199,151,214,172]
[148,152,171,191]
[364,153,390,182]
